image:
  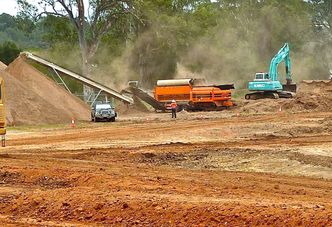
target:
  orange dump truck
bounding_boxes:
[154,79,234,111]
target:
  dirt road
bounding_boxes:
[1,111,332,226]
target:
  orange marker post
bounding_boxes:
[71,117,76,127]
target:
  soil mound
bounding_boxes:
[238,80,332,114]
[0,61,6,70]
[2,56,90,125]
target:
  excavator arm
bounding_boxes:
[269,43,296,92]
[269,43,292,83]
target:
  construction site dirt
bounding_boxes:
[0,109,332,226]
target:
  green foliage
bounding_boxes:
[0,0,331,88]
[309,0,332,72]
[28,59,83,94]
[39,15,77,45]
[180,0,324,87]
[0,41,21,65]
[310,0,332,34]
[0,13,44,49]
[130,29,178,87]
[16,0,39,20]
[126,0,212,87]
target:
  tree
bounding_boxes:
[40,15,77,45]
[180,0,320,85]
[310,0,332,34]
[0,41,21,65]
[17,0,137,78]
[17,0,139,101]
[128,0,211,88]
[309,0,332,71]
[0,13,36,47]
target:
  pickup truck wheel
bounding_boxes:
[111,117,115,122]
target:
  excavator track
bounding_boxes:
[245,91,295,100]
[245,92,277,100]
[277,91,296,98]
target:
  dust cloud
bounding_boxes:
[177,3,330,88]
[33,2,332,90]
[90,45,137,91]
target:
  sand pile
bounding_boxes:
[2,56,90,125]
[239,80,332,114]
[0,61,6,70]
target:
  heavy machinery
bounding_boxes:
[127,79,234,111]
[245,43,297,100]
[0,78,6,147]
[154,79,234,111]
[91,102,117,122]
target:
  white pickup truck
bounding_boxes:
[91,103,117,122]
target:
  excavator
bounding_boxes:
[0,78,5,147]
[245,43,297,100]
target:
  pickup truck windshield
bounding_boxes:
[96,104,112,109]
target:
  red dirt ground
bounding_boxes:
[0,110,332,226]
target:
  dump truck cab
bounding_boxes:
[0,78,6,146]
[91,102,117,122]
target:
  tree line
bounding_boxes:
[0,0,331,88]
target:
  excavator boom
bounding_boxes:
[269,43,291,82]
[269,43,296,93]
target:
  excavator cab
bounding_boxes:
[254,73,270,81]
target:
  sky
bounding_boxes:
[0,0,90,16]
[0,0,19,15]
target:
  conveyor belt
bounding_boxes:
[22,52,133,104]
[129,87,166,111]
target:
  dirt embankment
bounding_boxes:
[1,56,90,125]
[238,80,332,114]
[0,61,6,70]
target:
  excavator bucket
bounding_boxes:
[282,83,297,93]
